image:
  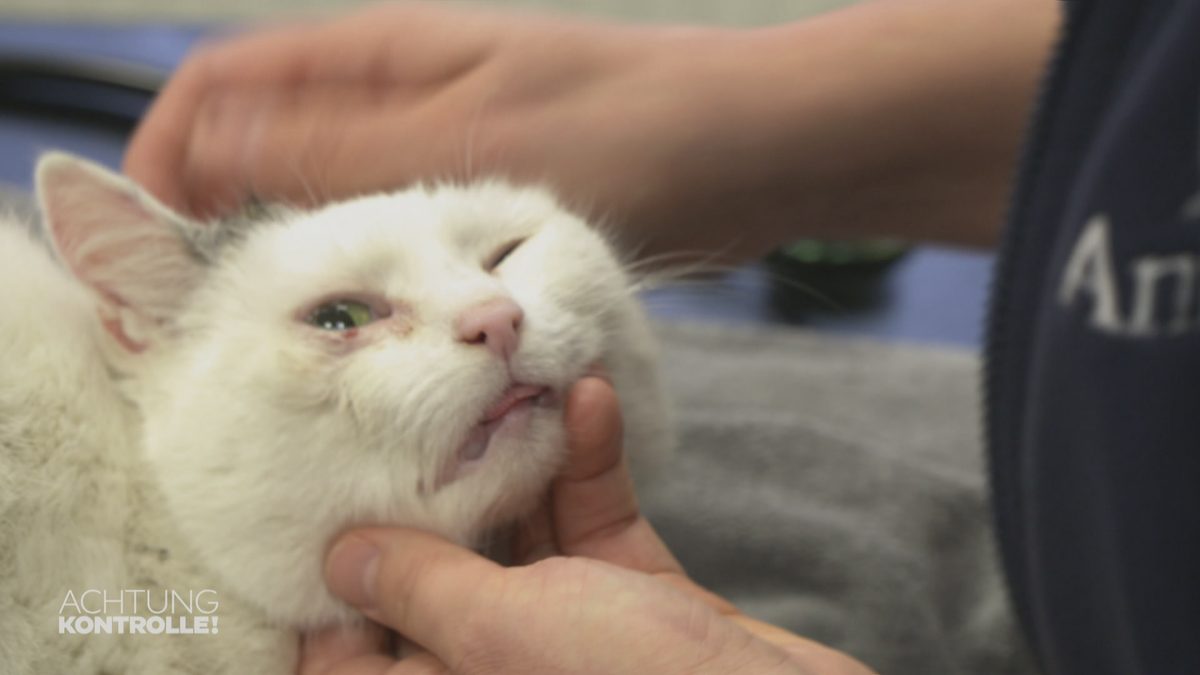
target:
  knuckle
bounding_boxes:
[522,556,610,604]
[403,651,455,675]
[174,44,223,90]
[529,554,598,579]
[456,607,501,651]
[376,547,440,625]
[439,583,512,675]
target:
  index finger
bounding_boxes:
[124,4,496,210]
[123,21,331,211]
[548,377,740,615]
[552,377,685,576]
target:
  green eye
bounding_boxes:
[308,301,374,331]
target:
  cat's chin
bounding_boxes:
[435,383,563,490]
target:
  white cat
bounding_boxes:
[0,153,671,674]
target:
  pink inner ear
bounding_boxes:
[98,306,148,354]
[39,156,203,353]
[51,186,144,267]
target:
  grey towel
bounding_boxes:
[642,321,1036,675]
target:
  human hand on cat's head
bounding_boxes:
[294,375,876,675]
[124,2,791,266]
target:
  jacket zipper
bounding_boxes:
[982,0,1090,664]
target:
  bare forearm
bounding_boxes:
[664,0,1061,250]
[125,0,1060,262]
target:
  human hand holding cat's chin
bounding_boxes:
[295,376,875,675]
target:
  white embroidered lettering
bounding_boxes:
[1059,215,1125,333]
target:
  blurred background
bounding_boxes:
[0,0,993,348]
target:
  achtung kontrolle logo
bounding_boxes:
[58,590,219,635]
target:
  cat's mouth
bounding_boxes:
[435,383,560,490]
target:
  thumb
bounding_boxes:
[324,528,501,662]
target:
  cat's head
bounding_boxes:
[36,152,669,627]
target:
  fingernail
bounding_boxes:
[326,537,380,610]
[585,362,612,383]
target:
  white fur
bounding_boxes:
[0,153,672,673]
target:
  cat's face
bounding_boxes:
[37,154,669,628]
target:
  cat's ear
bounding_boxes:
[35,152,205,353]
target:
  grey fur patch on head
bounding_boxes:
[176,200,294,264]
[0,182,38,224]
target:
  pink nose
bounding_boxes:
[456,298,524,361]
